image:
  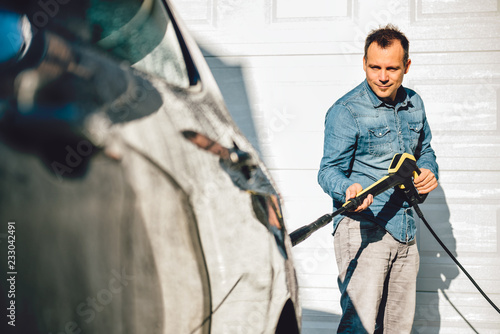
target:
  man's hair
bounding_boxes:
[364,24,409,65]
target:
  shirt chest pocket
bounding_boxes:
[368,126,392,157]
[408,121,423,153]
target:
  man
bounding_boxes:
[318,25,438,333]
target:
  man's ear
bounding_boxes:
[363,57,367,72]
[404,59,411,74]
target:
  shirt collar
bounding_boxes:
[363,79,410,109]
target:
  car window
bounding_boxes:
[89,0,191,88]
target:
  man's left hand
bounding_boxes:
[414,168,437,194]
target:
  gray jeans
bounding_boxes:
[334,217,419,333]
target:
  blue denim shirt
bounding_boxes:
[318,80,438,242]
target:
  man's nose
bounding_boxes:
[379,70,388,83]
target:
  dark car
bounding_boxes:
[0,0,300,333]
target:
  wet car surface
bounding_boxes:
[0,1,300,333]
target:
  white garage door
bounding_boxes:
[172,0,500,332]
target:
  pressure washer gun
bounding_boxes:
[290,153,426,246]
[290,155,500,314]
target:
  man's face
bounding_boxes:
[363,40,410,102]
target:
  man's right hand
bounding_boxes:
[346,183,373,212]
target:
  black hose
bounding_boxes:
[414,203,500,314]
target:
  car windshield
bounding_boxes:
[88,0,190,88]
